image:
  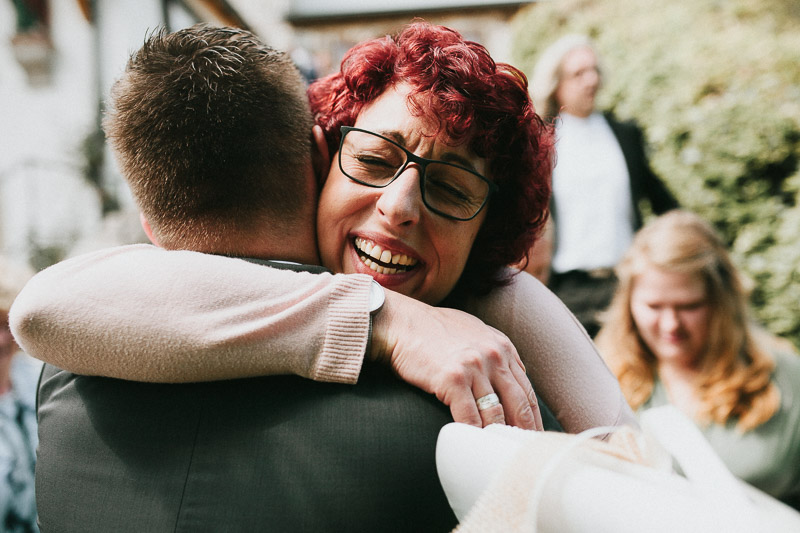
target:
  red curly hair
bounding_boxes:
[307,21,554,298]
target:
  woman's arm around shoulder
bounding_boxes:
[10,245,546,429]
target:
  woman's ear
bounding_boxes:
[139,213,159,246]
[311,125,331,187]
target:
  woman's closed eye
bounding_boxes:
[425,178,484,218]
[355,153,396,169]
[351,149,405,178]
[427,177,471,202]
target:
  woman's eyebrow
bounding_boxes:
[372,129,405,144]
[374,128,481,171]
[438,152,479,171]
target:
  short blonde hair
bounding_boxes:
[596,210,780,432]
[0,257,34,312]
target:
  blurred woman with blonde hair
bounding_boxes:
[596,209,800,509]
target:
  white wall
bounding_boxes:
[0,1,168,265]
[0,1,98,264]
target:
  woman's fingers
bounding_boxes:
[483,373,540,430]
[443,342,541,430]
[443,368,541,430]
[374,298,543,430]
[508,358,544,431]
[447,388,484,428]
[445,380,506,428]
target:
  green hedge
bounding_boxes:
[512,0,800,348]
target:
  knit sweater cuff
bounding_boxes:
[312,274,372,384]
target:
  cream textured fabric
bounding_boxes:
[437,407,800,532]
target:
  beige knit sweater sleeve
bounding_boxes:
[9,244,372,384]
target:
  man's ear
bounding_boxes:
[139,213,160,247]
[311,125,331,187]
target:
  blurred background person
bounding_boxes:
[596,209,800,510]
[526,34,678,336]
[0,257,39,533]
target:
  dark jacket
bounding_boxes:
[36,362,458,532]
[603,112,679,229]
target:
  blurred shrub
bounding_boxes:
[512,0,800,348]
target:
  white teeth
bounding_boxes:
[354,237,419,273]
[389,253,413,265]
[356,238,374,256]
[360,255,398,275]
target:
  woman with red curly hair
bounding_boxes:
[11,22,634,434]
[308,22,552,303]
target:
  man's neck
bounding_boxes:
[155,215,321,265]
[244,231,320,264]
[184,218,320,265]
[195,238,320,266]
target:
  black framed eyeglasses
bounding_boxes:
[338,126,498,221]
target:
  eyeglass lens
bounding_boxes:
[339,129,490,220]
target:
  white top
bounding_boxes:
[551,112,635,274]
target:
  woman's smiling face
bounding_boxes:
[316,84,489,305]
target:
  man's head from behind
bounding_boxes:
[104,24,315,253]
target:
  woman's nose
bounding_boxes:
[580,67,600,89]
[660,308,681,332]
[375,166,422,227]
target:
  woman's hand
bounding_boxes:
[370,290,543,431]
